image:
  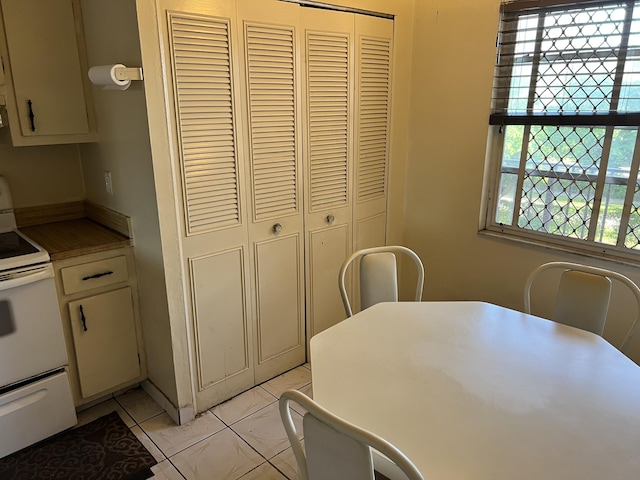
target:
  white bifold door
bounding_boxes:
[155,0,393,411]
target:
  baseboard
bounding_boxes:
[141,380,195,425]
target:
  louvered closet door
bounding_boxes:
[349,16,394,313]
[353,15,393,251]
[236,0,305,383]
[301,8,355,341]
[160,0,255,410]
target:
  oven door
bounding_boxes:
[0,263,68,387]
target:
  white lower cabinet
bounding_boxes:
[54,248,145,406]
[68,287,140,398]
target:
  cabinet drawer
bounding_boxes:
[60,255,128,295]
[0,371,77,458]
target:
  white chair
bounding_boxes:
[279,389,425,480]
[524,261,640,351]
[338,246,424,317]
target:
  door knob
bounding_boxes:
[273,223,283,234]
[326,214,335,225]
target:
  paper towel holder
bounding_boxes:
[112,66,144,82]
[88,64,144,90]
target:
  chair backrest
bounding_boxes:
[524,261,640,351]
[554,270,611,335]
[279,389,425,480]
[339,246,424,317]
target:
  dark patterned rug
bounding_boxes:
[0,412,157,480]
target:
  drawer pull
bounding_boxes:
[82,271,114,281]
[79,304,87,332]
[27,99,35,132]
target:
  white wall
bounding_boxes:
[0,142,84,207]
[404,0,640,362]
[79,0,180,406]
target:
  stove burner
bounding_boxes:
[0,232,38,260]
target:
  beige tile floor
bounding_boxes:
[76,364,312,480]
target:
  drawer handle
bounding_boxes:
[27,99,35,132]
[79,304,88,332]
[82,271,114,281]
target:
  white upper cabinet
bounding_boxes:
[0,0,96,145]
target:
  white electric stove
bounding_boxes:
[0,176,77,458]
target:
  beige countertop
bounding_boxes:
[21,219,131,261]
[16,202,133,261]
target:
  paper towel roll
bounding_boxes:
[88,64,131,90]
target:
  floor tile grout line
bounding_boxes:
[114,393,166,426]
[267,457,296,480]
[137,396,290,461]
[227,422,295,479]
[153,421,229,459]
[133,423,170,463]
[165,456,189,480]
[219,395,306,470]
[211,399,278,428]
[110,365,313,478]
[208,389,279,427]
[117,406,174,462]
[147,400,309,471]
[209,376,312,428]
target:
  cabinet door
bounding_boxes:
[0,0,89,137]
[68,287,140,398]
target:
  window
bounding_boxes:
[485,0,640,258]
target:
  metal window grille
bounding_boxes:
[489,0,640,254]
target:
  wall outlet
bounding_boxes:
[104,171,113,195]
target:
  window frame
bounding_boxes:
[482,0,640,264]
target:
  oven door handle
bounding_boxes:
[0,265,53,291]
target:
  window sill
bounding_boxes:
[478,227,640,269]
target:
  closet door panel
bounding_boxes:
[245,22,299,223]
[169,13,242,235]
[305,28,351,214]
[308,224,351,335]
[161,0,255,411]
[189,249,250,389]
[343,16,394,313]
[238,0,306,383]
[302,8,355,341]
[254,234,303,362]
[353,15,393,248]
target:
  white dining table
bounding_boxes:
[310,301,640,480]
